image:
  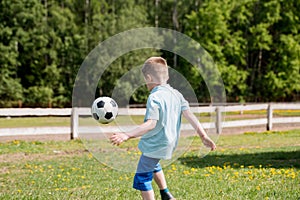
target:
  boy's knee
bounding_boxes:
[153,163,162,173]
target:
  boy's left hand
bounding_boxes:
[201,135,217,151]
[110,133,129,146]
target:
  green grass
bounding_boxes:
[0,116,145,128]
[0,117,71,128]
[1,130,299,199]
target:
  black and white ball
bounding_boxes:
[91,97,118,124]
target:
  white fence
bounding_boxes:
[0,103,299,139]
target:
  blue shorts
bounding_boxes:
[133,154,162,191]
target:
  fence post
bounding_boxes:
[267,104,273,131]
[216,107,222,134]
[71,107,79,139]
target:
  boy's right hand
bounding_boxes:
[110,133,129,146]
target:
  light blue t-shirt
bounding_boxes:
[138,84,189,159]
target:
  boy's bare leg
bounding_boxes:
[141,190,155,200]
[154,171,176,200]
[154,170,167,189]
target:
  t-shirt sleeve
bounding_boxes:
[144,96,160,121]
[180,94,190,111]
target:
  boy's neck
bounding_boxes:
[148,82,167,91]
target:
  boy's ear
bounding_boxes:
[145,74,152,81]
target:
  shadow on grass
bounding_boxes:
[179,150,300,169]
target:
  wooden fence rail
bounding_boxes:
[0,103,299,139]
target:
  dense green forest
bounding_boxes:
[0,0,299,107]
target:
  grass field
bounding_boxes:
[0,129,299,199]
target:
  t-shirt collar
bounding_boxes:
[151,84,170,93]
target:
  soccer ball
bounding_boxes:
[91,97,118,124]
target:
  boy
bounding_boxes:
[110,57,216,200]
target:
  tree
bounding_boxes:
[1,0,298,107]
[262,0,300,101]
[184,0,300,102]
[185,0,249,102]
[93,0,158,104]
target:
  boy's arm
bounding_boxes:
[110,119,157,146]
[182,109,216,150]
